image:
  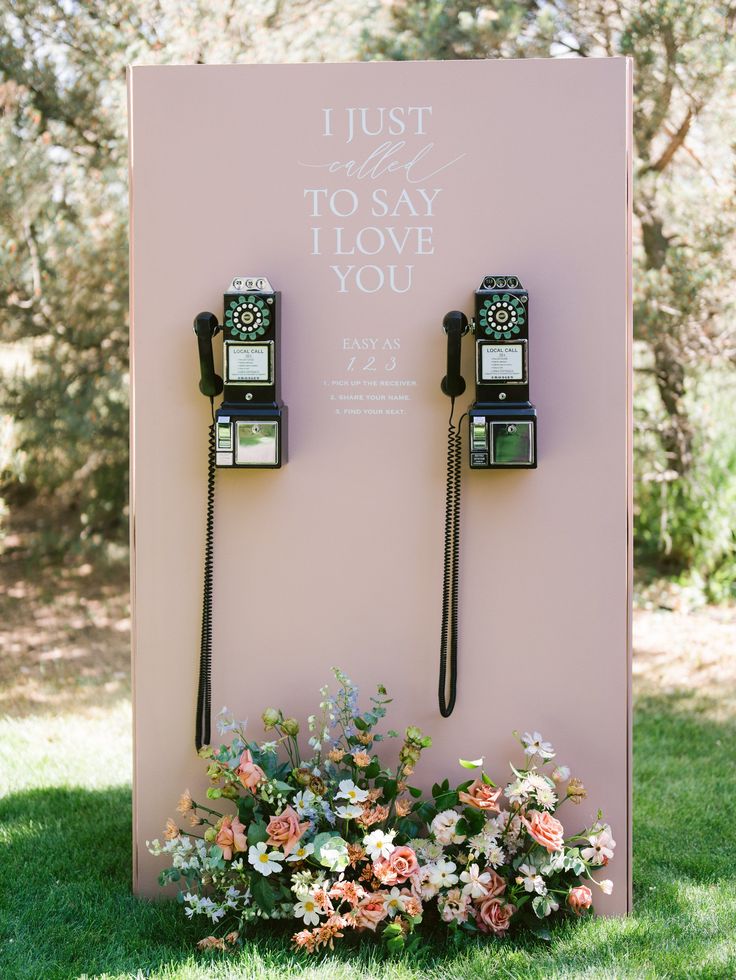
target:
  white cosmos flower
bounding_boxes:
[430,809,466,845]
[429,859,459,889]
[383,887,405,917]
[418,865,440,900]
[517,863,547,895]
[248,841,284,877]
[293,790,316,815]
[335,803,363,819]
[293,895,321,926]
[286,841,315,863]
[522,731,555,760]
[337,779,369,804]
[363,828,396,860]
[581,828,616,865]
[459,862,491,899]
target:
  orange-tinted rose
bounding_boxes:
[476,897,516,935]
[458,778,503,812]
[215,814,247,860]
[352,894,389,931]
[266,805,309,855]
[523,809,564,852]
[567,884,593,914]
[236,749,266,791]
[482,869,507,898]
[373,845,419,885]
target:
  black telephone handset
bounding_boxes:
[437,276,537,718]
[191,277,287,751]
[193,312,223,398]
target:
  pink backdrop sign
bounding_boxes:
[128,58,633,912]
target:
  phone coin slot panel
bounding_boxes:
[236,421,279,467]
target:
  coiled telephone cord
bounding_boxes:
[439,401,464,717]
[195,406,215,751]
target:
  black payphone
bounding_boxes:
[193,276,287,749]
[438,276,537,717]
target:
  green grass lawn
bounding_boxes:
[1,690,735,979]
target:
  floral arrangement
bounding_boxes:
[149,669,615,953]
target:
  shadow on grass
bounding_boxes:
[1,691,734,979]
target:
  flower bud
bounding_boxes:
[552,765,571,784]
[262,707,281,730]
[294,767,313,786]
[405,726,423,744]
[282,717,300,736]
[204,827,217,842]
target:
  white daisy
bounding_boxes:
[286,842,315,863]
[363,828,396,860]
[505,779,530,806]
[429,859,459,889]
[521,731,555,760]
[485,843,506,868]
[336,779,369,804]
[459,862,491,899]
[248,841,284,877]
[293,895,321,926]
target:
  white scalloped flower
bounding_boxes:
[248,841,284,876]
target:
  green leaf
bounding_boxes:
[209,844,223,862]
[383,923,402,938]
[386,935,405,953]
[271,780,293,795]
[365,761,381,779]
[247,820,268,844]
[251,874,276,913]
[382,779,398,800]
[433,790,459,810]
[354,716,369,731]
[459,757,484,769]
[317,836,349,872]
[531,926,553,942]
[311,831,335,862]
[481,772,496,787]
[237,794,256,824]
[408,786,423,799]
[456,818,469,836]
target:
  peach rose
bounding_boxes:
[475,897,516,935]
[567,884,593,914]
[236,749,266,791]
[352,894,389,931]
[215,814,247,860]
[266,805,309,855]
[523,809,565,852]
[482,869,507,898]
[458,779,503,812]
[373,845,420,885]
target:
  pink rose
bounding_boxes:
[266,805,309,855]
[523,809,565,852]
[475,897,516,935]
[236,749,266,791]
[373,845,420,885]
[352,894,389,931]
[458,779,503,812]
[215,814,247,860]
[482,869,507,898]
[567,884,593,914]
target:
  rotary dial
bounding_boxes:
[479,294,526,340]
[225,294,271,339]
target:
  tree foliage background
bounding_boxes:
[1,0,734,595]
